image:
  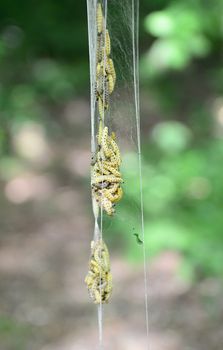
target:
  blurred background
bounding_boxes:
[0,0,223,349]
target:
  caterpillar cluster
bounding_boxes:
[96,3,116,118]
[91,124,123,216]
[86,2,122,305]
[91,3,123,216]
[85,239,112,304]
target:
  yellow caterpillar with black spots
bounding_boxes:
[95,3,116,119]
[85,239,113,304]
[91,123,123,216]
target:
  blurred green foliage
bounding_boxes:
[0,0,223,280]
[141,0,223,75]
[0,0,88,154]
[113,124,223,280]
[109,0,223,280]
[0,315,32,350]
[138,0,223,280]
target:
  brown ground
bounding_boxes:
[0,98,223,350]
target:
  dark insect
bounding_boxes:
[133,233,143,245]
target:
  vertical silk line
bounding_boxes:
[87,0,97,154]
[132,0,150,348]
[98,1,107,348]
[87,0,98,234]
[87,0,104,347]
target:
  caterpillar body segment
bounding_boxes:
[97,95,108,119]
[91,123,123,216]
[103,163,121,177]
[107,58,116,84]
[96,3,103,34]
[85,239,113,304]
[101,198,115,216]
[107,74,115,94]
[95,2,116,119]
[105,30,111,56]
[92,175,123,184]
